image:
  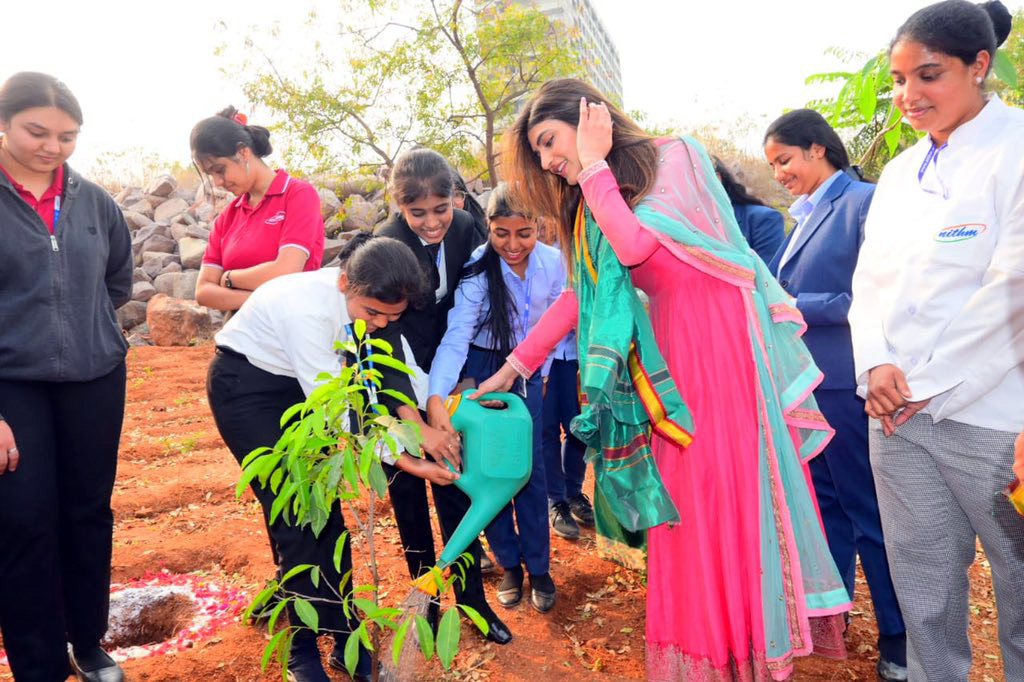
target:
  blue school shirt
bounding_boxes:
[428,241,566,398]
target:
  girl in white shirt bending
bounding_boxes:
[848,1,1024,679]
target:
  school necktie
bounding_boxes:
[425,242,441,291]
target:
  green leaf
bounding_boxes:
[884,123,902,156]
[344,629,361,675]
[309,566,320,589]
[379,388,417,408]
[267,598,288,632]
[353,318,367,339]
[994,49,1018,88]
[856,73,877,123]
[333,530,349,572]
[261,628,288,671]
[368,458,388,497]
[268,466,284,494]
[414,614,435,661]
[363,353,415,374]
[280,563,315,586]
[392,617,412,666]
[365,337,394,354]
[240,446,273,470]
[436,607,461,669]
[278,402,306,428]
[293,598,319,632]
[457,604,489,635]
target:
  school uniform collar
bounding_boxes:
[788,169,844,225]
[497,248,540,282]
[234,169,291,210]
[934,93,1005,150]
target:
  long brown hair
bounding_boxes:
[502,78,659,263]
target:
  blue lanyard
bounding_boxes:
[53,195,61,232]
[520,277,532,338]
[917,143,945,184]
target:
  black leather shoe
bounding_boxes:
[69,647,124,682]
[528,572,556,613]
[327,637,372,681]
[460,602,513,645]
[496,566,523,607]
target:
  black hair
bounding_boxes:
[893,0,1012,74]
[460,183,532,363]
[712,156,767,207]
[389,148,455,206]
[190,105,272,160]
[452,171,488,239]
[0,72,82,124]
[764,109,852,173]
[340,233,428,308]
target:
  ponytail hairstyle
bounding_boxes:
[0,72,83,125]
[764,109,853,176]
[190,105,273,162]
[389,148,455,206]
[459,183,533,362]
[504,78,659,265]
[339,233,428,308]
[892,0,1012,78]
[712,156,768,207]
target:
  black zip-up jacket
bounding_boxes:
[0,164,132,382]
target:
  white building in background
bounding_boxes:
[518,0,623,103]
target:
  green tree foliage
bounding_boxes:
[805,10,1022,176]
[231,1,583,182]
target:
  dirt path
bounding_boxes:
[1,344,1006,680]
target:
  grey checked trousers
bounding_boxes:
[870,413,1024,681]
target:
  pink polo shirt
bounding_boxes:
[202,169,324,271]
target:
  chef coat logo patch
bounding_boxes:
[265,211,287,225]
[934,223,986,243]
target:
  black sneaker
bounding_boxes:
[549,501,580,539]
[567,493,595,526]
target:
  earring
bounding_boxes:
[976,76,983,84]
[245,160,250,172]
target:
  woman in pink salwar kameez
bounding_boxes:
[469,79,851,681]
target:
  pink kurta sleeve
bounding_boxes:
[578,161,660,266]
[509,289,578,377]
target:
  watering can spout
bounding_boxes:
[412,391,532,594]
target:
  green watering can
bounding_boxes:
[413,390,532,595]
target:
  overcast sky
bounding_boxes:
[5,0,1022,176]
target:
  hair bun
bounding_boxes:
[981,0,1013,46]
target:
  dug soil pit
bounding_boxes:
[103,588,196,650]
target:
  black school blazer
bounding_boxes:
[377,208,483,370]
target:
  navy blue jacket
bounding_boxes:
[767,173,873,391]
[732,202,785,265]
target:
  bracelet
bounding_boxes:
[224,271,234,289]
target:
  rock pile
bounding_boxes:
[113,173,392,346]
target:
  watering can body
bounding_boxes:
[437,390,533,568]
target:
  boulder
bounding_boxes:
[116,301,149,331]
[158,261,182,276]
[170,187,196,204]
[342,195,379,232]
[131,281,156,303]
[144,174,177,198]
[321,238,346,265]
[126,331,153,347]
[144,194,169,208]
[324,214,345,238]
[115,187,145,208]
[141,251,180,279]
[170,223,189,241]
[178,237,208,270]
[153,197,189,223]
[318,188,341,220]
[125,198,154,219]
[132,268,150,283]
[122,210,153,231]
[146,294,214,347]
[154,270,200,299]
[141,234,176,255]
[185,223,211,240]
[195,202,217,223]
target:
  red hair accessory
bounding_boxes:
[233,113,248,125]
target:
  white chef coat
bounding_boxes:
[849,95,1024,433]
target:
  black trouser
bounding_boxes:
[0,361,126,682]
[383,462,487,607]
[206,349,357,637]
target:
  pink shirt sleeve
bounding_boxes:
[201,212,227,268]
[578,161,660,266]
[278,184,325,259]
[509,289,579,377]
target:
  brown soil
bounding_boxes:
[0,343,1005,680]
